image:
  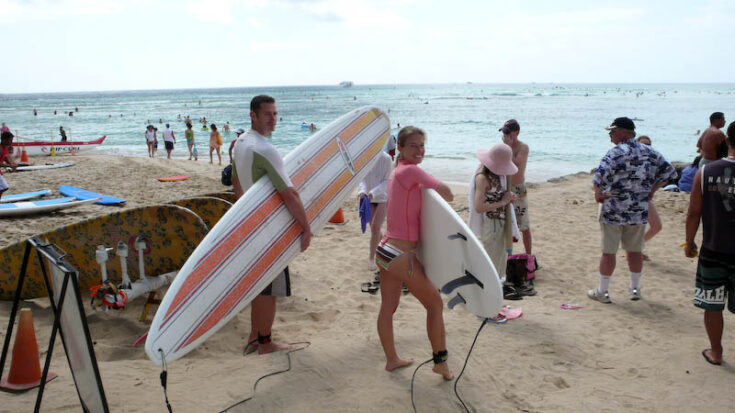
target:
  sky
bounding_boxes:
[1,0,734,93]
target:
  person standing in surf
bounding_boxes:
[209,123,222,165]
[376,126,455,380]
[162,123,176,159]
[185,122,198,161]
[145,125,156,157]
[232,95,313,355]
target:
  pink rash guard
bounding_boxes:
[384,159,441,242]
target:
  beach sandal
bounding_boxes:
[503,284,523,300]
[702,349,722,366]
[518,281,537,297]
[361,281,380,294]
[478,314,507,324]
[499,305,523,320]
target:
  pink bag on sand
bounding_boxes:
[506,254,538,282]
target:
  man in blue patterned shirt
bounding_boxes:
[589,117,677,303]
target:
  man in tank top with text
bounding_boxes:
[685,120,735,366]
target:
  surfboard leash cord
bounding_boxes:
[410,319,487,413]
[158,349,173,413]
[218,341,311,413]
[454,319,488,412]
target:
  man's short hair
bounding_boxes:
[727,121,735,147]
[710,112,725,124]
[1,131,14,141]
[251,95,275,113]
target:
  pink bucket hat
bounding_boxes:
[476,144,518,176]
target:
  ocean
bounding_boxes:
[1,83,734,184]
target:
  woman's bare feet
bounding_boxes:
[385,357,414,371]
[432,362,454,380]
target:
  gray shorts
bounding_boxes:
[259,266,291,297]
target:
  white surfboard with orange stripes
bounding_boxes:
[146,107,390,365]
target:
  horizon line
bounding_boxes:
[2,81,735,96]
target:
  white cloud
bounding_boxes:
[248,17,263,28]
[293,0,411,29]
[185,0,239,23]
[0,0,123,20]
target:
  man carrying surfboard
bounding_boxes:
[232,95,313,354]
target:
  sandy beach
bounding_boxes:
[1,154,734,413]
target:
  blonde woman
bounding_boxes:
[376,126,455,380]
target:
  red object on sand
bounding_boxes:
[157,176,190,182]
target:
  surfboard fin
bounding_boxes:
[447,293,466,310]
[447,232,467,241]
[441,270,484,294]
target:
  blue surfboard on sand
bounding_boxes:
[0,189,52,203]
[59,185,125,205]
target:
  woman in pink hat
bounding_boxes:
[472,144,518,292]
[375,126,455,380]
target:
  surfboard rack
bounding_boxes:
[0,237,109,412]
[441,270,485,295]
[447,232,467,241]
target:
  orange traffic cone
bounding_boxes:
[20,149,29,163]
[0,309,57,393]
[328,208,345,224]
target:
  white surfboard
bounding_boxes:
[146,106,390,365]
[417,189,503,318]
[14,161,75,172]
[0,189,52,203]
[0,197,100,217]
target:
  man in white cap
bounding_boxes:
[229,127,245,164]
[589,117,676,303]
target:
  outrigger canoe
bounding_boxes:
[12,136,106,156]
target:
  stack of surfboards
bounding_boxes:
[146,106,390,365]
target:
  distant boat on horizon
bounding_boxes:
[339,81,354,88]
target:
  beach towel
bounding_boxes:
[359,196,372,233]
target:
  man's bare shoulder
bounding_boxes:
[514,141,529,157]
